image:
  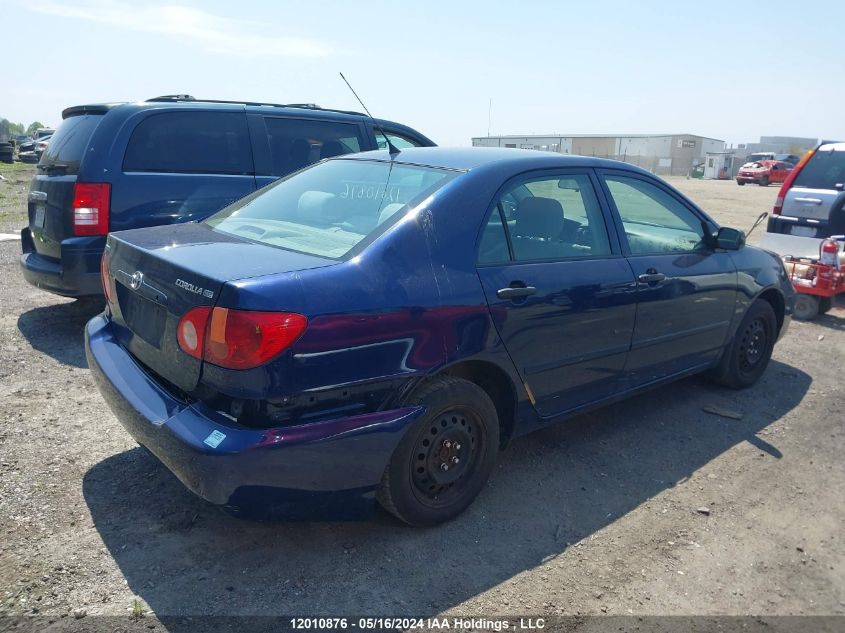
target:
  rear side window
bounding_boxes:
[794,149,845,189]
[39,115,102,175]
[123,112,252,175]
[261,117,365,177]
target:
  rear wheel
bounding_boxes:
[377,376,499,526]
[793,294,819,321]
[737,180,745,186]
[710,299,777,389]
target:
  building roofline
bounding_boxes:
[473,133,726,142]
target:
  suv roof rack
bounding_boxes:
[145,95,365,117]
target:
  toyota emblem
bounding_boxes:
[130,271,143,290]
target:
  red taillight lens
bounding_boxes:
[773,149,814,215]
[100,251,115,304]
[176,307,307,369]
[177,307,213,360]
[72,182,111,236]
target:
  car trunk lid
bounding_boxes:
[105,223,334,392]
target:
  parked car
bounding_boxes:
[767,141,845,239]
[736,160,791,186]
[20,95,434,297]
[86,147,794,525]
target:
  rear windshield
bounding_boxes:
[206,159,459,259]
[38,115,101,175]
[794,148,845,189]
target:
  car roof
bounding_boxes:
[340,146,650,173]
[818,142,845,152]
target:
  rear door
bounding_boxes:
[598,171,737,386]
[248,114,368,189]
[780,143,845,238]
[476,169,637,417]
[27,113,104,260]
[110,110,256,231]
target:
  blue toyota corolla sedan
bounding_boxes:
[85,147,794,525]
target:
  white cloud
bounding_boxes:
[25,0,332,58]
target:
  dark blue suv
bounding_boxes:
[20,95,434,297]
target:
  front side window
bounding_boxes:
[376,130,426,150]
[263,117,365,177]
[206,159,458,259]
[603,175,705,255]
[123,112,253,175]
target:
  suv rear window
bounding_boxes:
[38,115,102,175]
[123,111,253,175]
[206,159,458,259]
[794,148,845,189]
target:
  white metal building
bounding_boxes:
[472,133,726,176]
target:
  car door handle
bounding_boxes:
[794,197,822,205]
[637,272,666,284]
[497,286,537,300]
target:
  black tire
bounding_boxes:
[793,294,819,321]
[759,177,769,186]
[710,300,777,389]
[818,297,832,315]
[737,180,745,186]
[377,375,499,526]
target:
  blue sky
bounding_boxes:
[3,0,843,146]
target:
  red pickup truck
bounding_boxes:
[736,160,792,186]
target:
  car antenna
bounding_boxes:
[746,211,768,240]
[339,72,400,157]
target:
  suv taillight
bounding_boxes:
[773,149,814,215]
[72,182,111,236]
[177,307,307,369]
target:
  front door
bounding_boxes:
[476,170,638,418]
[598,171,737,387]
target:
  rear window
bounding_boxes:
[38,115,101,175]
[206,159,459,259]
[123,111,252,175]
[794,148,845,189]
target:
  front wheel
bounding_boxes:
[709,299,777,389]
[377,376,499,526]
[759,176,769,186]
[737,180,745,186]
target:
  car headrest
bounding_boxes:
[378,203,405,225]
[298,191,337,222]
[515,197,564,239]
[320,141,345,159]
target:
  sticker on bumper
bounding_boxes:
[203,430,226,448]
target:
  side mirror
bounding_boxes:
[715,226,746,250]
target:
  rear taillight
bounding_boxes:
[72,182,111,236]
[100,251,115,304]
[773,149,814,215]
[177,307,213,360]
[177,307,307,369]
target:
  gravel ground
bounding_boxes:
[0,164,843,625]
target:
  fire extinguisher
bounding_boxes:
[819,238,841,269]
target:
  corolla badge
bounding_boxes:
[175,278,214,299]
[130,271,144,290]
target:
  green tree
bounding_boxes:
[26,121,45,136]
[9,122,25,135]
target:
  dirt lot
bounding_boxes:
[0,164,843,625]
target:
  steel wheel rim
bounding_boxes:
[409,407,485,508]
[738,317,767,373]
